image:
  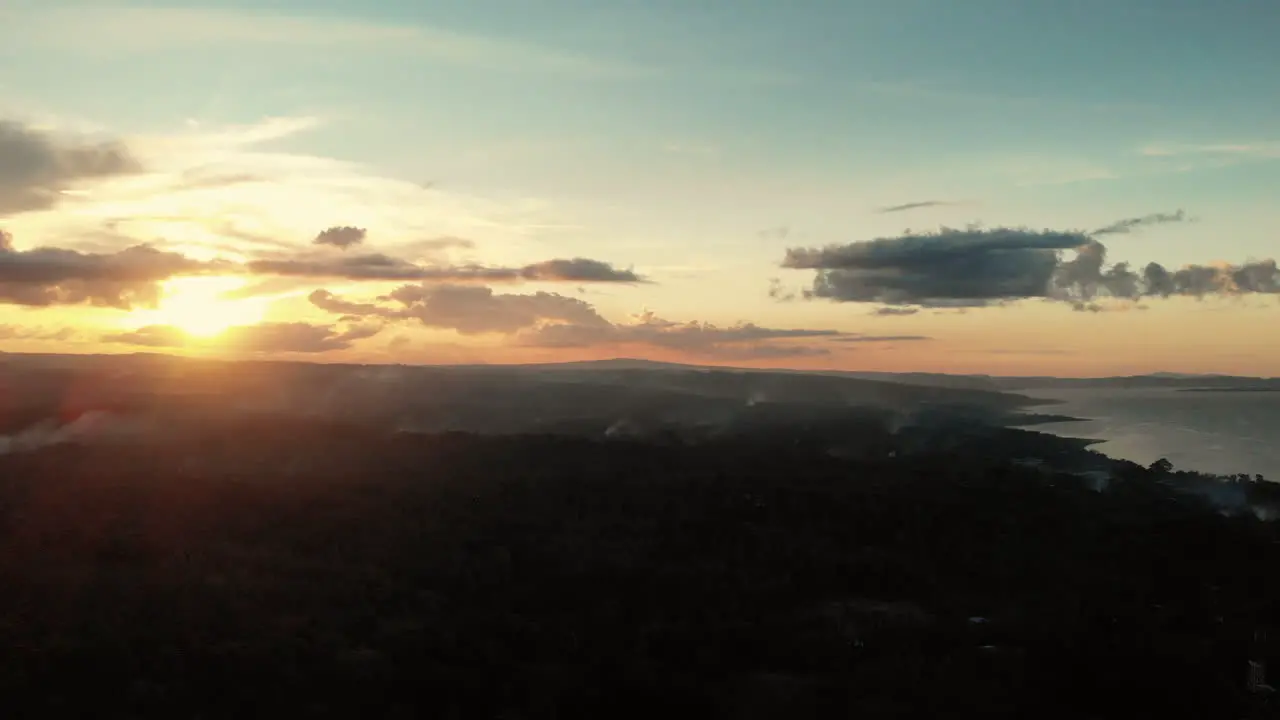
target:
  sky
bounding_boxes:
[0,0,1277,376]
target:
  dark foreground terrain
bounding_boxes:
[1,413,1279,719]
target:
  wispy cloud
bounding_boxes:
[876,200,955,214]
[1140,141,1280,160]
[17,6,651,79]
[662,142,719,158]
[4,115,568,268]
[103,321,380,354]
[828,334,932,343]
[846,78,1161,115]
[0,324,77,342]
[1092,209,1188,236]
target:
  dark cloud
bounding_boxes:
[313,225,367,250]
[0,228,642,310]
[783,224,1278,309]
[876,200,954,214]
[784,226,1085,306]
[0,236,215,308]
[250,253,642,284]
[0,120,143,215]
[102,322,380,353]
[1092,209,1187,236]
[248,253,463,281]
[520,258,642,283]
[871,307,920,316]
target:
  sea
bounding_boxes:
[1027,388,1280,481]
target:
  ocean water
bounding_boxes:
[1027,388,1280,481]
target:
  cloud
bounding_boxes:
[782,222,1278,309]
[1092,209,1187,236]
[0,119,143,214]
[0,233,214,308]
[758,226,790,241]
[312,285,605,335]
[876,200,954,214]
[171,168,265,193]
[784,226,1085,306]
[102,322,380,353]
[520,258,642,283]
[249,253,641,283]
[25,7,649,80]
[393,285,607,335]
[218,276,316,301]
[870,307,920,316]
[391,236,476,258]
[767,278,798,302]
[1141,142,1280,160]
[313,225,367,250]
[0,324,77,341]
[0,227,638,309]
[101,324,188,348]
[828,334,931,343]
[222,322,380,353]
[517,310,842,359]
[308,289,390,320]
[310,287,845,360]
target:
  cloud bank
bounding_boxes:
[782,218,1277,309]
[0,227,642,309]
[0,231,212,308]
[309,286,859,360]
[246,252,642,284]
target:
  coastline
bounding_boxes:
[1179,387,1280,393]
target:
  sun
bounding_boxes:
[123,276,271,339]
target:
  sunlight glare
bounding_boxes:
[123,276,270,338]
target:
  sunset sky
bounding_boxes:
[1,0,1277,376]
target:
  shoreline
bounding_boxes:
[1179,387,1280,393]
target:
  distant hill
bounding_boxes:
[497,358,1277,392]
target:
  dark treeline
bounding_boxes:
[0,421,1278,718]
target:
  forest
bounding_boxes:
[0,412,1277,718]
